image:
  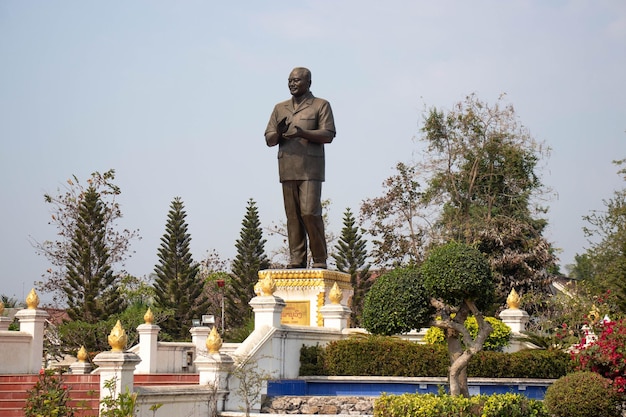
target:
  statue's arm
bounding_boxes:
[265,113,288,147]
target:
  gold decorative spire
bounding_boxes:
[77,345,88,362]
[0,300,4,316]
[329,282,343,304]
[259,272,276,296]
[506,289,521,309]
[206,326,223,354]
[107,320,128,352]
[26,288,40,309]
[143,307,154,324]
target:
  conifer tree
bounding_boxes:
[226,199,270,329]
[64,186,123,322]
[153,197,209,340]
[333,208,371,326]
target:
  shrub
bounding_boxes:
[573,317,626,393]
[374,392,548,417]
[24,369,75,417]
[299,344,325,376]
[424,316,511,351]
[362,267,434,336]
[468,349,571,379]
[543,371,622,417]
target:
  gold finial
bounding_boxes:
[77,345,88,362]
[588,304,601,325]
[107,320,128,352]
[329,282,343,305]
[143,307,154,324]
[259,272,276,296]
[254,280,262,296]
[26,288,40,309]
[0,301,4,316]
[506,288,521,309]
[206,326,223,354]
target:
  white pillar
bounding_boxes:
[93,351,141,403]
[190,326,211,354]
[320,304,351,330]
[249,295,286,329]
[135,323,160,374]
[15,308,49,373]
[499,307,529,334]
[0,316,11,331]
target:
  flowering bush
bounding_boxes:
[24,369,75,417]
[572,317,626,393]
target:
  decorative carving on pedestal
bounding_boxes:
[206,326,223,354]
[26,288,40,309]
[143,307,154,324]
[108,320,128,352]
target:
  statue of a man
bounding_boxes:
[265,67,336,269]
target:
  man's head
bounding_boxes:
[288,67,312,97]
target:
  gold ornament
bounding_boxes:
[329,282,343,304]
[0,301,5,316]
[107,320,128,352]
[143,307,154,324]
[206,326,223,354]
[588,305,601,325]
[259,272,276,296]
[77,345,88,362]
[506,289,521,309]
[26,288,40,309]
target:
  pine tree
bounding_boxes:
[153,197,209,340]
[333,208,371,327]
[63,186,123,322]
[226,199,270,329]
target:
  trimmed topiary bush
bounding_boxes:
[543,371,622,417]
[362,267,434,336]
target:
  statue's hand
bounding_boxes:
[277,117,289,135]
[283,125,302,139]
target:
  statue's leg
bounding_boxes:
[282,181,307,268]
[300,181,327,268]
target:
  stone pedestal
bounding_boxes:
[190,326,212,354]
[320,303,351,330]
[499,307,529,334]
[15,308,49,373]
[135,323,160,373]
[93,351,141,402]
[69,361,93,374]
[0,316,11,331]
[249,295,286,329]
[259,269,352,327]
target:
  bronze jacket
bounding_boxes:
[265,92,336,182]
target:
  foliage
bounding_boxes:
[153,197,209,340]
[34,169,139,306]
[1,294,22,308]
[223,315,254,343]
[24,369,75,417]
[231,355,275,417]
[333,207,372,327]
[573,317,626,393]
[374,392,548,417]
[362,267,434,336]
[301,336,569,379]
[227,199,270,330]
[360,162,428,268]
[543,371,622,417]
[421,241,494,309]
[64,185,124,322]
[579,159,626,311]
[425,316,511,351]
[420,94,555,303]
[322,335,448,377]
[298,344,326,376]
[100,377,138,417]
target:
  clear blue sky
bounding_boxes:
[1,1,624,303]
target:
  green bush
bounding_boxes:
[374,392,548,417]
[543,371,622,417]
[424,316,511,351]
[362,267,434,336]
[322,335,448,377]
[300,337,570,379]
[468,349,571,379]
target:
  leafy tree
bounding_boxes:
[362,241,495,397]
[360,162,428,268]
[63,186,123,322]
[33,169,139,306]
[578,159,626,311]
[153,197,209,340]
[419,94,556,302]
[333,208,371,326]
[226,199,270,330]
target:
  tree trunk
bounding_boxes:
[446,330,470,397]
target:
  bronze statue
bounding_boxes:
[265,67,336,269]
